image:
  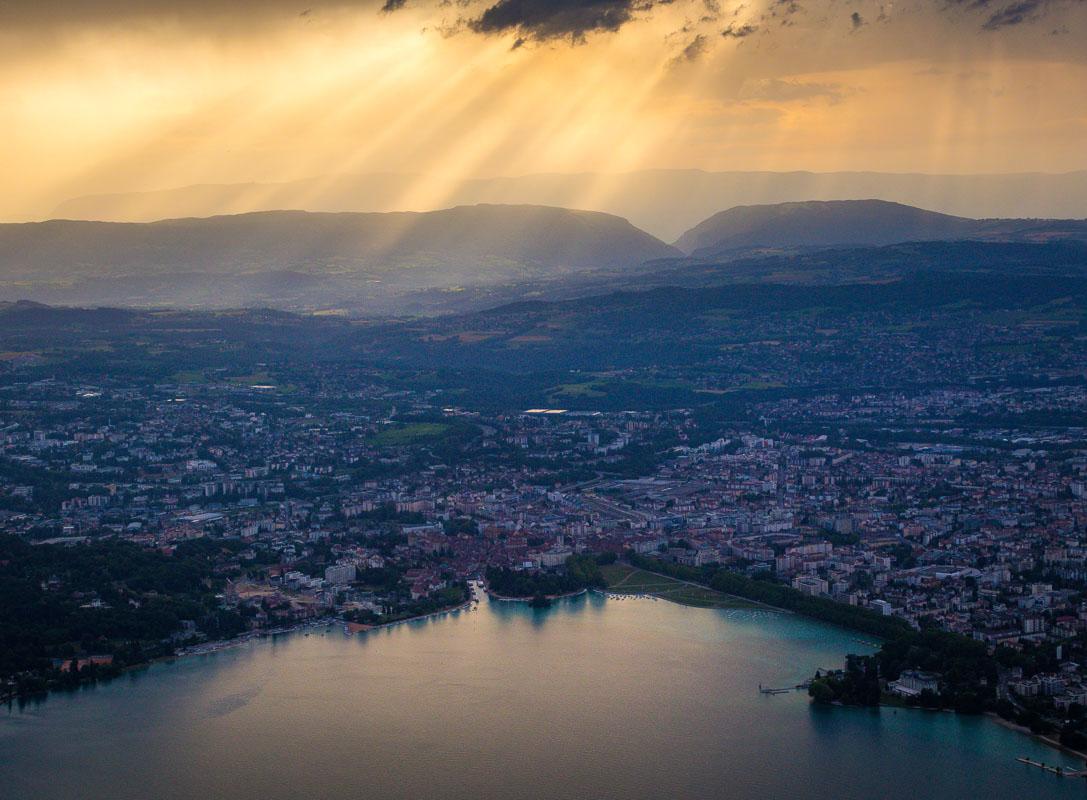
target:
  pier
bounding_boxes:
[1016,757,1087,778]
[758,682,811,695]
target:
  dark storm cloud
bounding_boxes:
[670,32,709,63]
[467,0,656,42]
[981,0,1043,26]
[721,21,758,36]
[769,0,802,17]
[943,0,1084,30]
[8,0,1082,42]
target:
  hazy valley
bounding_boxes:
[3,199,1087,315]
[50,169,1087,242]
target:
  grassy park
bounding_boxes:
[600,563,756,609]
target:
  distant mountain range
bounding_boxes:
[673,199,1087,256]
[4,199,1087,315]
[50,170,1087,242]
[0,204,678,312]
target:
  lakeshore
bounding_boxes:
[73,588,1087,773]
[601,563,777,611]
[486,588,588,602]
[3,594,478,705]
[988,712,1087,765]
[605,563,1087,769]
[6,573,1082,779]
[182,591,480,653]
[4,592,1081,800]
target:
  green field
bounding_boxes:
[601,563,755,609]
[550,380,606,397]
[370,422,452,446]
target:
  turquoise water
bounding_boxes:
[1,593,1081,799]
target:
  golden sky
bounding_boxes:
[2,0,1086,220]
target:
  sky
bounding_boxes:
[1,0,1086,220]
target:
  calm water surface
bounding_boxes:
[2,593,1082,799]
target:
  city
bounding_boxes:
[4,0,1087,796]
[4,349,1087,750]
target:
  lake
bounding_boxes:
[1,592,1082,799]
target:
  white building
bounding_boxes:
[324,563,357,586]
[890,670,940,697]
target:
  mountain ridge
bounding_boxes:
[0,204,679,313]
[48,169,1087,241]
[0,203,678,277]
[674,199,1087,256]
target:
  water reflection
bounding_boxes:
[2,594,1083,800]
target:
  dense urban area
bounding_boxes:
[2,277,1087,755]
[6,0,1087,790]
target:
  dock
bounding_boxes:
[758,682,811,695]
[1016,757,1087,778]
